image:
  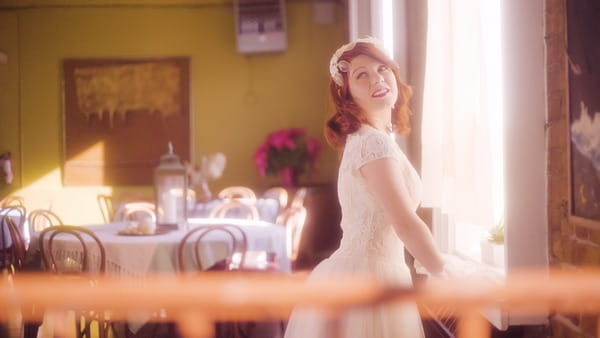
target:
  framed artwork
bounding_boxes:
[63,57,190,186]
[566,0,600,226]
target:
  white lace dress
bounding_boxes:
[284,124,425,338]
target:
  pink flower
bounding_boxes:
[254,128,321,182]
[268,129,297,151]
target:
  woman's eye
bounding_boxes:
[378,65,389,72]
[356,72,367,79]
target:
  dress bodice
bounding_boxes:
[334,125,423,261]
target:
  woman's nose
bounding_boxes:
[371,72,384,85]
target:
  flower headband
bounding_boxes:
[329,36,389,87]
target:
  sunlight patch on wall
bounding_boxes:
[12,141,116,224]
[71,140,105,163]
[26,167,62,188]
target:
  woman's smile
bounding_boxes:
[371,88,390,98]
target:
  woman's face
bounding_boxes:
[347,55,398,116]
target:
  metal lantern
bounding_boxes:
[154,142,188,230]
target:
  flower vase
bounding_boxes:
[278,167,298,188]
[480,240,505,267]
[197,180,213,202]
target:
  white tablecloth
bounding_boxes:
[29,219,289,334]
[30,219,290,277]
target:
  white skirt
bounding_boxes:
[284,252,424,338]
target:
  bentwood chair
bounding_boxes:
[1,216,27,273]
[209,200,260,220]
[289,187,307,208]
[0,216,32,338]
[0,205,26,233]
[0,206,27,269]
[263,187,289,218]
[0,195,24,208]
[277,205,308,268]
[176,225,248,337]
[177,224,248,273]
[28,209,64,235]
[177,224,284,337]
[113,202,156,222]
[39,226,110,338]
[217,186,257,200]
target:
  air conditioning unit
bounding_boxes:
[234,0,287,54]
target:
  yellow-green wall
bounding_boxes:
[0,1,346,224]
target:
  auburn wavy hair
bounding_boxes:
[324,42,413,150]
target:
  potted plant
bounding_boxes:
[253,128,321,188]
[481,220,505,267]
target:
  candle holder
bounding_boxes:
[154,142,188,231]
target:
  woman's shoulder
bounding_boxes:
[347,124,393,147]
[344,124,398,162]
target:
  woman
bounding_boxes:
[284,37,446,338]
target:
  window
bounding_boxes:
[420,0,504,266]
[420,0,549,329]
[359,0,549,329]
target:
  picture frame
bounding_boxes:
[62,57,190,186]
[565,0,600,227]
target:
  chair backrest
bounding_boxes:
[97,194,115,223]
[1,206,27,264]
[263,187,289,210]
[39,225,106,274]
[0,205,26,232]
[28,209,64,234]
[208,200,260,220]
[177,224,248,272]
[113,202,156,222]
[1,216,27,272]
[0,195,24,208]
[290,187,307,208]
[280,206,307,263]
[217,186,257,200]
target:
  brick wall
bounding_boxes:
[545,0,600,336]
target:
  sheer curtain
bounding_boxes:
[421,0,503,234]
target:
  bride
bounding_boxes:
[284,37,447,338]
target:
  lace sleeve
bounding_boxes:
[355,131,397,170]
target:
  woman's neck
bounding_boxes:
[369,114,393,133]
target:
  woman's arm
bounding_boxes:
[360,157,445,275]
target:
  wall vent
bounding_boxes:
[234,0,287,54]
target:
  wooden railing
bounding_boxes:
[1,269,600,337]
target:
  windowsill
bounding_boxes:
[441,252,508,330]
[451,222,506,276]
[443,251,505,282]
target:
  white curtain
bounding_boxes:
[421,0,503,228]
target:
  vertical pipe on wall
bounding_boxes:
[17,11,23,189]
